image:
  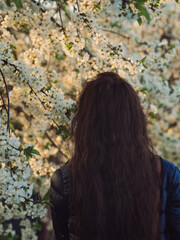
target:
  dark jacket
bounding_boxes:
[50,157,180,240]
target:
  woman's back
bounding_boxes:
[50,157,180,240]
[50,72,180,240]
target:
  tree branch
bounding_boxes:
[44,131,69,159]
[102,29,130,39]
[27,82,62,130]
[0,68,10,134]
[31,0,67,29]
[76,0,80,12]
[1,59,63,131]
[57,0,66,36]
[0,89,8,115]
[108,44,133,65]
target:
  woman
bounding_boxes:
[50,72,180,240]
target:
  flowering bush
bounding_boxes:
[0,0,180,238]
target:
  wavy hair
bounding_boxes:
[69,72,161,240]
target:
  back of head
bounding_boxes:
[70,72,161,240]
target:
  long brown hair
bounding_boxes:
[69,72,161,240]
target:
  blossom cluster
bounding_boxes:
[0,119,48,215]
[0,0,180,238]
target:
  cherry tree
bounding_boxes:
[0,0,180,238]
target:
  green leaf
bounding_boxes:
[3,49,8,54]
[94,4,101,10]
[137,56,147,66]
[56,129,61,135]
[41,191,54,208]
[25,153,29,161]
[24,146,41,160]
[134,0,147,3]
[31,149,41,156]
[111,21,119,28]
[42,190,50,201]
[20,24,29,34]
[0,86,4,94]
[9,122,15,131]
[55,53,61,60]
[13,234,19,240]
[44,84,52,91]
[56,126,71,140]
[5,0,11,7]
[169,44,175,50]
[74,68,80,73]
[44,200,54,208]
[135,3,151,24]
[69,103,76,114]
[13,0,22,9]
[11,119,24,130]
[24,146,33,154]
[65,42,73,50]
[0,233,19,240]
[137,16,142,25]
[149,111,156,119]
[33,220,42,231]
[10,44,16,50]
[139,56,147,63]
[141,87,148,94]
[44,142,50,150]
[158,103,164,108]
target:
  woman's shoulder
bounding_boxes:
[161,157,179,175]
[160,157,180,192]
[51,160,71,179]
[50,160,71,196]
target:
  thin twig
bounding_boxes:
[76,0,80,12]
[74,0,80,38]
[44,131,69,159]
[0,68,10,134]
[0,90,8,115]
[9,144,20,151]
[102,29,130,39]
[31,0,61,28]
[58,0,68,9]
[108,44,133,65]
[57,0,66,36]
[2,59,18,71]
[82,47,94,58]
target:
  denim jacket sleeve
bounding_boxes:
[166,165,180,240]
[49,169,69,240]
